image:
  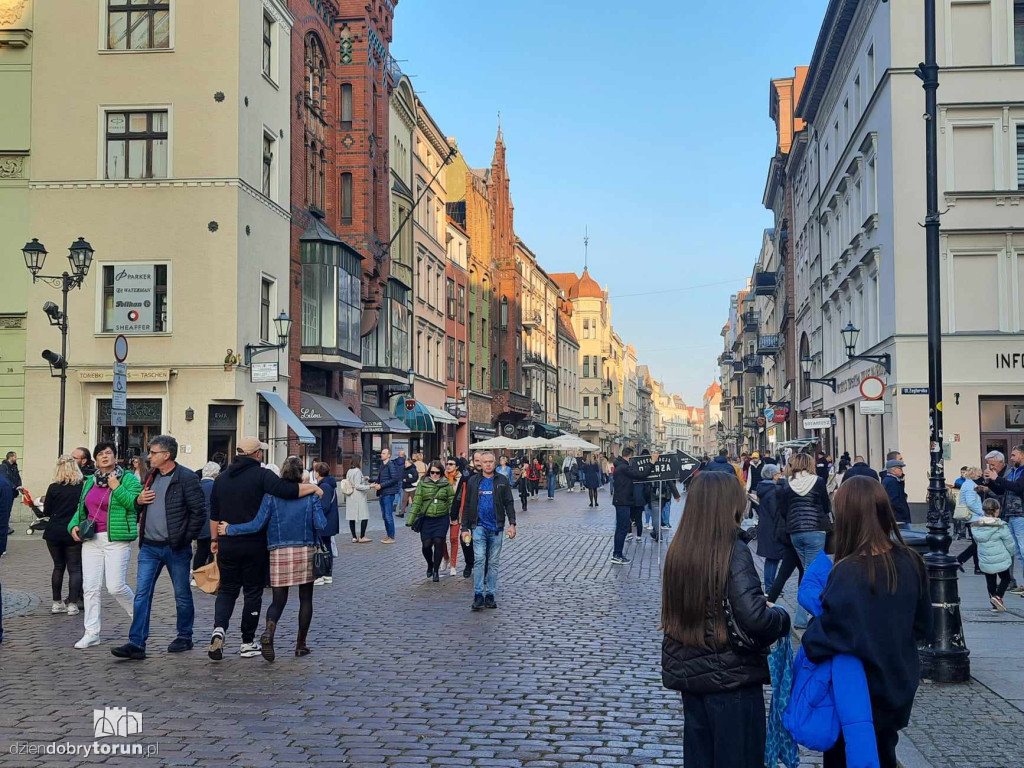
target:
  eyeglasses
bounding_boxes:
[429,471,442,476]
[148,449,169,456]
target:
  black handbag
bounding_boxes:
[722,596,759,653]
[410,513,425,533]
[312,539,330,579]
[77,518,97,541]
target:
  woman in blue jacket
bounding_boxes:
[801,477,931,768]
[218,456,326,662]
[955,467,984,574]
[581,455,601,508]
[312,462,339,585]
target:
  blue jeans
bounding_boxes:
[128,543,194,650]
[613,505,632,557]
[1006,517,1024,581]
[547,475,556,498]
[379,493,397,538]
[661,500,672,527]
[763,558,780,595]
[790,531,827,628]
[472,527,504,597]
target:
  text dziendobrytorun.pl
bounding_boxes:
[9,742,159,758]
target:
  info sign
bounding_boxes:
[630,451,702,484]
[111,265,155,334]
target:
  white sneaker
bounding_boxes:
[240,640,262,658]
[323,576,333,584]
[442,557,450,571]
[50,601,66,614]
[450,566,457,577]
[66,603,81,616]
[314,577,326,586]
[74,634,101,649]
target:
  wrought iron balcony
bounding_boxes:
[743,354,764,373]
[757,334,782,355]
[742,310,759,333]
[752,270,778,296]
[734,395,744,408]
[718,352,734,366]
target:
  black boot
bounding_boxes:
[260,620,277,663]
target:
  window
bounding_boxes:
[481,317,487,344]
[583,355,590,378]
[262,133,274,198]
[341,172,353,224]
[457,341,466,384]
[583,396,590,419]
[107,0,170,50]
[582,319,589,339]
[501,360,509,389]
[304,33,326,115]
[867,44,875,88]
[102,264,169,333]
[260,278,272,342]
[300,239,362,359]
[340,83,353,129]
[500,296,508,329]
[105,111,168,180]
[481,366,487,391]
[1017,2,1024,64]
[457,285,465,323]
[469,311,475,342]
[262,13,273,78]
[854,75,861,116]
[446,278,456,319]
[1017,125,1024,190]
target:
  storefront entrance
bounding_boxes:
[207,405,238,466]
[979,397,1024,462]
[98,398,162,461]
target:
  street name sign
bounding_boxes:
[803,417,833,430]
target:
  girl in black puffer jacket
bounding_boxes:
[661,472,791,768]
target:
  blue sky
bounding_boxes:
[392,0,828,405]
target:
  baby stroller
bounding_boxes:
[22,488,49,536]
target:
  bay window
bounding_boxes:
[300,229,362,361]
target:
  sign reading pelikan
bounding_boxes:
[111,265,155,334]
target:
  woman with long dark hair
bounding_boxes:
[661,472,790,767]
[801,477,931,768]
[406,460,455,582]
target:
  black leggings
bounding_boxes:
[46,541,83,604]
[588,487,599,506]
[986,569,1012,598]
[421,537,446,571]
[266,582,314,637]
[192,538,212,571]
[519,484,529,511]
[767,544,805,604]
[349,519,368,539]
[956,527,980,570]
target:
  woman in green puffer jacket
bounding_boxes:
[406,460,455,583]
[67,442,142,649]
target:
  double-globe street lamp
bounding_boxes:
[22,237,95,456]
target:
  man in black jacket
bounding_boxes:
[881,459,911,524]
[113,435,207,660]
[842,455,879,483]
[206,437,322,660]
[611,447,657,564]
[459,451,516,610]
[1,451,22,492]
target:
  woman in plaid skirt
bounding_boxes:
[217,456,327,662]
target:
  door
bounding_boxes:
[981,434,1010,464]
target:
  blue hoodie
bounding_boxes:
[784,552,879,768]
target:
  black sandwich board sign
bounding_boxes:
[630,451,702,484]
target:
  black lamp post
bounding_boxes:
[244,311,292,366]
[23,237,95,456]
[800,355,837,393]
[841,323,892,374]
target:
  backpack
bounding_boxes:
[340,477,355,496]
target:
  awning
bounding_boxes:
[392,395,435,432]
[299,392,364,429]
[532,421,562,438]
[258,390,317,444]
[360,404,411,434]
[425,403,459,425]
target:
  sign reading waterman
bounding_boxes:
[111,265,155,334]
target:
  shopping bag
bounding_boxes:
[192,556,220,594]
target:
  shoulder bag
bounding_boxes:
[310,497,331,579]
[952,488,972,521]
[77,484,111,541]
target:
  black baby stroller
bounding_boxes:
[23,488,49,536]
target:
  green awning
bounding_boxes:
[392,395,435,432]
[532,422,562,439]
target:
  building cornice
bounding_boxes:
[263,0,296,30]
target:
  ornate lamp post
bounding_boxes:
[23,237,95,456]
[244,311,292,366]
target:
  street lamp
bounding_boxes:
[841,322,892,374]
[22,236,95,455]
[244,311,292,366]
[800,355,837,393]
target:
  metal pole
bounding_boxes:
[918,0,969,683]
[58,273,69,456]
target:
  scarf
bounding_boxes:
[789,471,817,497]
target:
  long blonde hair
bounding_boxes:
[53,454,84,485]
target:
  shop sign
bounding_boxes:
[79,368,169,383]
[803,417,833,430]
[111,265,155,334]
[836,364,887,394]
[859,400,885,415]
[772,406,789,423]
[996,354,1024,369]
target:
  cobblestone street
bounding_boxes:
[1,488,1023,767]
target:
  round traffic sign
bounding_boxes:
[114,334,129,362]
[860,376,885,401]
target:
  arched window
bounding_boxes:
[500,296,508,329]
[304,33,327,115]
[501,360,509,390]
[799,332,811,398]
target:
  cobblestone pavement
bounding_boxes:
[0,487,1020,767]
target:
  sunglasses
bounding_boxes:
[429,470,442,476]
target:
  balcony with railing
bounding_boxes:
[757,334,782,355]
[523,309,542,329]
[752,270,778,296]
[742,310,759,333]
[734,395,744,409]
[743,354,764,373]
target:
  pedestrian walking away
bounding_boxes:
[546,457,558,500]
[611,447,658,564]
[111,435,206,660]
[406,461,455,582]
[192,461,219,582]
[68,442,141,650]
[754,463,786,593]
[513,462,529,512]
[459,451,516,610]
[971,498,1017,611]
[801,477,932,768]
[372,448,404,543]
[0,467,13,644]
[43,455,85,615]
[661,472,791,768]
[218,456,328,662]
[841,455,879,484]
[399,454,419,518]
[312,462,339,585]
[582,454,601,508]
[343,464,373,543]
[207,437,322,661]
[776,452,832,628]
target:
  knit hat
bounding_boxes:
[761,464,780,479]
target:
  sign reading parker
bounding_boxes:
[111,265,155,334]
